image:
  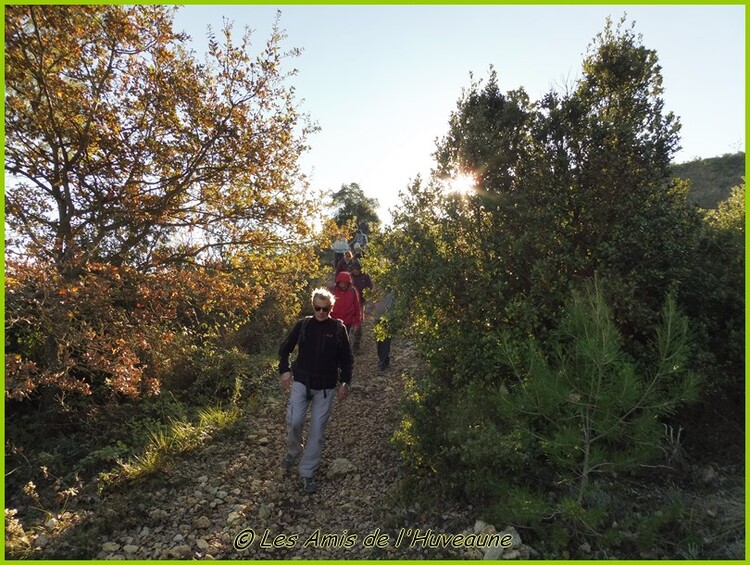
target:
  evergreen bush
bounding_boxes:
[499,279,700,497]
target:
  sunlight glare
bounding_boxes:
[446,173,476,196]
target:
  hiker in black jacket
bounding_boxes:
[278,288,353,494]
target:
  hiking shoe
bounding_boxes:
[301,477,318,494]
[281,454,296,471]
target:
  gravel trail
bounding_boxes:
[42,324,478,560]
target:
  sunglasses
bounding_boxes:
[314,305,331,312]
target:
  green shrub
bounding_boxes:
[499,279,701,502]
[484,485,550,533]
[394,278,703,557]
[160,341,259,405]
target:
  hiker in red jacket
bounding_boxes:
[330,271,361,343]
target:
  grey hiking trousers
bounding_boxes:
[286,380,336,478]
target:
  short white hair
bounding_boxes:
[311,287,335,306]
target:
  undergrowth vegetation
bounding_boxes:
[4,350,274,552]
[375,16,744,560]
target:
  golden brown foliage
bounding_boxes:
[5,5,321,400]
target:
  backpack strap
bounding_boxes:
[294,316,313,400]
[335,319,347,348]
[297,316,312,348]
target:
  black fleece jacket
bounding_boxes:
[278,316,353,389]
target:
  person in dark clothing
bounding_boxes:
[348,260,373,353]
[335,250,355,276]
[278,288,353,494]
[371,290,395,371]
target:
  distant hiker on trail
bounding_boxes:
[350,229,368,258]
[370,290,396,371]
[330,271,362,346]
[348,260,373,354]
[278,288,353,495]
[331,232,350,270]
[353,229,368,248]
[335,250,355,276]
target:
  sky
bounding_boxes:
[173,4,746,225]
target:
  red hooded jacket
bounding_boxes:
[331,271,362,327]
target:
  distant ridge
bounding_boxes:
[671,152,745,209]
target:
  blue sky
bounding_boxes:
[173,4,745,224]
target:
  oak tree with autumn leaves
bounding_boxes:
[5,5,321,401]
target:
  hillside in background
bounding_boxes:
[671,152,745,209]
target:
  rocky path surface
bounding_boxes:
[21,322,745,561]
[41,324,526,560]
